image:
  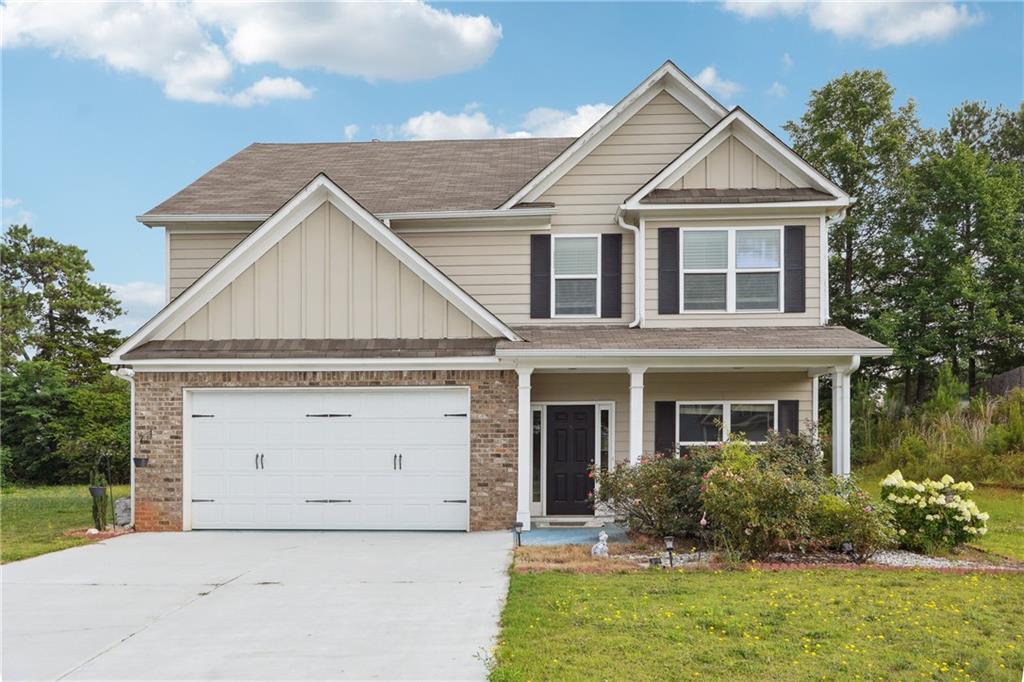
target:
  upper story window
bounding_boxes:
[552,235,600,316]
[680,227,782,313]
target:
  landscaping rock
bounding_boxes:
[114,498,132,527]
[85,528,100,536]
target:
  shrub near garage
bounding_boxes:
[881,469,989,553]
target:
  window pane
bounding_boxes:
[553,237,598,275]
[736,230,780,269]
[683,273,726,310]
[736,272,780,310]
[532,410,542,503]
[600,409,610,472]
[730,403,775,441]
[683,231,727,269]
[679,404,723,442]
[554,279,597,315]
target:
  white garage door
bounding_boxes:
[186,388,470,530]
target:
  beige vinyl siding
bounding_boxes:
[644,213,823,327]
[167,225,258,299]
[670,136,797,190]
[642,372,814,454]
[165,202,491,340]
[532,373,630,465]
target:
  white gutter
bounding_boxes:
[616,208,643,328]
[621,199,851,213]
[137,213,268,227]
[496,347,892,358]
[111,367,136,527]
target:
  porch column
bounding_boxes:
[831,358,859,477]
[516,367,533,530]
[628,366,646,465]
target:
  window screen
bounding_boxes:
[679,403,724,443]
[736,230,780,268]
[730,403,774,442]
[683,273,727,311]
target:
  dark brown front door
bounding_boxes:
[546,405,595,515]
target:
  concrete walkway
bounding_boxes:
[2,531,513,681]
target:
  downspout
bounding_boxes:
[112,367,136,527]
[615,208,642,328]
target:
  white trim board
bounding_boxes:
[500,60,728,208]
[623,108,850,210]
[107,174,521,363]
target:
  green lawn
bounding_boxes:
[1,484,130,563]
[491,569,1024,681]
[856,464,1024,560]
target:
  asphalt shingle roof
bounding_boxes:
[144,139,574,217]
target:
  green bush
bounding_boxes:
[810,479,896,562]
[594,449,718,537]
[880,470,989,553]
[702,463,819,559]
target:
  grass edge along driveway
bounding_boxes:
[1,484,131,563]
[491,568,1024,681]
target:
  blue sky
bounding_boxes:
[3,1,1022,332]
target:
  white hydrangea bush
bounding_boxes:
[880,470,989,553]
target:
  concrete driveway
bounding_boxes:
[2,531,512,681]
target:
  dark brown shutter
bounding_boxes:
[658,228,679,314]
[600,233,622,318]
[784,225,805,313]
[778,400,799,436]
[530,234,551,318]
[654,401,677,456]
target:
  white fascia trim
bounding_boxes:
[378,207,555,220]
[117,356,502,372]
[499,61,728,209]
[624,108,849,209]
[392,223,549,235]
[108,175,520,363]
[497,347,892,358]
[138,213,270,227]
[627,199,851,212]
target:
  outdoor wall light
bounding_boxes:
[664,535,675,567]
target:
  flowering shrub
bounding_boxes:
[701,464,819,559]
[880,469,989,553]
[593,449,718,537]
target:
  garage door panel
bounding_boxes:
[189,388,470,531]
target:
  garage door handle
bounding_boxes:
[399,453,402,470]
[443,499,467,504]
[444,413,467,418]
[393,454,397,470]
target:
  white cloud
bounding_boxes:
[106,281,165,335]
[766,81,788,98]
[2,198,22,209]
[722,1,981,47]
[398,102,610,140]
[782,52,794,71]
[694,66,742,100]
[1,0,500,105]
[343,124,360,141]
[197,1,501,82]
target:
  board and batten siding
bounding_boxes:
[167,225,259,299]
[164,202,490,341]
[642,372,814,453]
[644,214,824,327]
[669,135,797,190]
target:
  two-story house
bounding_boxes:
[107,61,889,533]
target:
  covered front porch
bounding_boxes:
[509,360,867,531]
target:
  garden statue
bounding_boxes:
[591,530,609,558]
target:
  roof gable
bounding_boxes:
[624,108,850,209]
[499,60,728,208]
[108,175,520,362]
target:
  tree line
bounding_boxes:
[2,70,1022,484]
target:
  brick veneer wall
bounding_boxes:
[133,370,518,532]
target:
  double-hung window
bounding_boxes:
[677,400,777,446]
[679,227,783,312]
[552,235,600,316]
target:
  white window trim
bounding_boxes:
[675,399,778,447]
[551,234,602,318]
[678,226,785,314]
